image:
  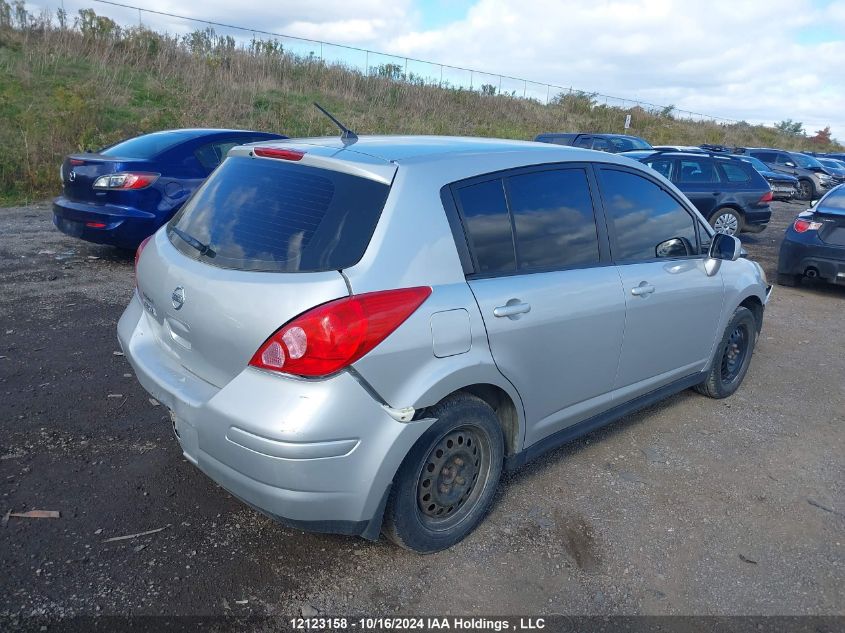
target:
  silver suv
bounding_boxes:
[119,136,772,552]
[744,148,835,200]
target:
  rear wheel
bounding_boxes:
[710,208,743,236]
[798,179,815,201]
[694,306,757,399]
[776,272,800,287]
[382,394,504,553]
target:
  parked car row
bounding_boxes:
[53,128,842,250]
[619,149,772,236]
[736,148,836,201]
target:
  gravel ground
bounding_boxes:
[0,200,842,622]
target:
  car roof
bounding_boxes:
[237,135,647,185]
[627,150,743,160]
[743,147,797,154]
[536,132,645,140]
[250,135,599,164]
[151,128,281,136]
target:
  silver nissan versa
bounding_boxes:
[119,135,772,552]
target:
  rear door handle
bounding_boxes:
[493,302,531,318]
[631,283,655,297]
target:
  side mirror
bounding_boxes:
[809,199,816,207]
[709,233,741,261]
[784,161,796,168]
[655,237,691,258]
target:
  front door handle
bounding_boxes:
[631,282,655,297]
[493,302,531,318]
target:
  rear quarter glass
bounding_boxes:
[167,156,390,272]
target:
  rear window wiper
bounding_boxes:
[172,226,216,257]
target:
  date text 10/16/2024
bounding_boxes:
[290,617,547,631]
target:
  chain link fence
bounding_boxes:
[40,0,738,126]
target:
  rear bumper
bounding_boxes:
[778,238,845,283]
[52,197,162,249]
[743,208,772,227]
[117,294,432,538]
[770,184,797,199]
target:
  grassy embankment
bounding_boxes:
[0,6,839,205]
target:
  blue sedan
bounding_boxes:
[53,128,286,249]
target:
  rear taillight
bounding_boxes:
[793,219,822,233]
[93,172,159,190]
[253,147,305,161]
[759,190,773,203]
[134,235,152,283]
[249,287,432,378]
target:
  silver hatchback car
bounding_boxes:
[119,136,771,552]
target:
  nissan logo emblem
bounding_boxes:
[171,286,186,310]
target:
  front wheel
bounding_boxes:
[710,209,743,236]
[798,179,815,201]
[694,306,757,399]
[382,394,504,553]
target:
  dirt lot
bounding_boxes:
[0,200,843,622]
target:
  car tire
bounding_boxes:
[382,393,504,553]
[776,272,800,287]
[694,306,757,399]
[710,208,743,236]
[798,179,815,201]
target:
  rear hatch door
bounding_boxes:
[135,147,394,388]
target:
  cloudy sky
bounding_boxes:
[37,0,845,139]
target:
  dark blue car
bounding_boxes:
[777,184,845,287]
[53,129,286,249]
[625,150,772,235]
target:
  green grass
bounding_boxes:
[0,20,840,206]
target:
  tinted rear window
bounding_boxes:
[168,156,390,272]
[605,136,652,151]
[507,169,600,270]
[819,187,845,213]
[750,151,777,163]
[101,131,198,158]
[678,158,718,183]
[718,162,751,183]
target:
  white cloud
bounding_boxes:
[384,0,845,139]
[40,0,845,139]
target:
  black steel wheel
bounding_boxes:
[415,426,490,531]
[694,306,757,399]
[720,322,749,385]
[383,394,504,553]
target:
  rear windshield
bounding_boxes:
[818,187,845,214]
[606,136,652,151]
[101,131,198,158]
[167,156,390,272]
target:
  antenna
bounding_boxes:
[313,102,358,145]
